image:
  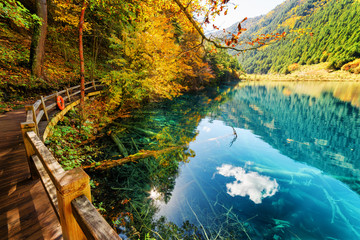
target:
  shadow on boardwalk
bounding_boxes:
[0,110,62,240]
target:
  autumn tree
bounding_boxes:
[29,0,47,78]
[0,0,45,77]
[101,1,186,107]
[48,0,286,106]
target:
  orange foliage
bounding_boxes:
[288,63,299,72]
[341,59,360,74]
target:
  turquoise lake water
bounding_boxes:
[95,81,360,239]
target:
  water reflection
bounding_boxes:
[211,81,360,194]
[90,81,360,239]
[216,164,279,204]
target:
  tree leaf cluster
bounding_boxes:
[0,0,41,29]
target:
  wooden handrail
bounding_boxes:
[33,100,42,111]
[20,82,120,240]
[25,81,104,138]
[26,131,65,187]
[24,130,93,239]
[72,195,121,240]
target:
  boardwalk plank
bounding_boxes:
[0,109,62,240]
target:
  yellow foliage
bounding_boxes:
[103,4,185,105]
[281,16,302,29]
[102,0,216,106]
[52,0,91,31]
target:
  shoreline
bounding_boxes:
[242,63,360,82]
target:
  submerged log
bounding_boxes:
[83,146,183,170]
[111,122,157,136]
[83,133,238,171]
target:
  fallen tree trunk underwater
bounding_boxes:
[83,145,184,170]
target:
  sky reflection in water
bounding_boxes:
[216,164,279,204]
[155,82,360,239]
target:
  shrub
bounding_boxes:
[288,63,299,72]
[341,58,360,73]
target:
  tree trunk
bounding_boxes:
[29,0,47,78]
[79,1,87,105]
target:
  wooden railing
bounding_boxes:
[20,82,121,240]
[23,81,101,140]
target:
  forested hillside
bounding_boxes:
[230,0,360,74]
[0,0,242,112]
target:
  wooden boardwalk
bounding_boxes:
[0,110,62,240]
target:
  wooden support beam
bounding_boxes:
[72,195,121,240]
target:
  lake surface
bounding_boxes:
[92,81,360,239]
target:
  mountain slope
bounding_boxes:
[231,0,360,74]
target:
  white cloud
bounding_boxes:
[216,164,279,204]
[202,126,211,132]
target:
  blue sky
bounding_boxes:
[206,0,285,30]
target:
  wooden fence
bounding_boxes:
[20,81,121,240]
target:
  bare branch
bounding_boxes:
[172,0,257,52]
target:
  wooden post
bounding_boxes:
[20,122,39,180]
[25,105,40,136]
[92,79,96,90]
[56,167,91,240]
[41,96,49,121]
[66,88,71,102]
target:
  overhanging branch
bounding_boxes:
[172,0,257,52]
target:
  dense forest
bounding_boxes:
[0,0,242,112]
[222,0,360,74]
[210,83,360,194]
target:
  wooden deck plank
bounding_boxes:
[0,109,62,240]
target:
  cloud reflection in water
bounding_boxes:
[217,164,279,204]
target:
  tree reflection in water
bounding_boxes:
[88,81,360,239]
